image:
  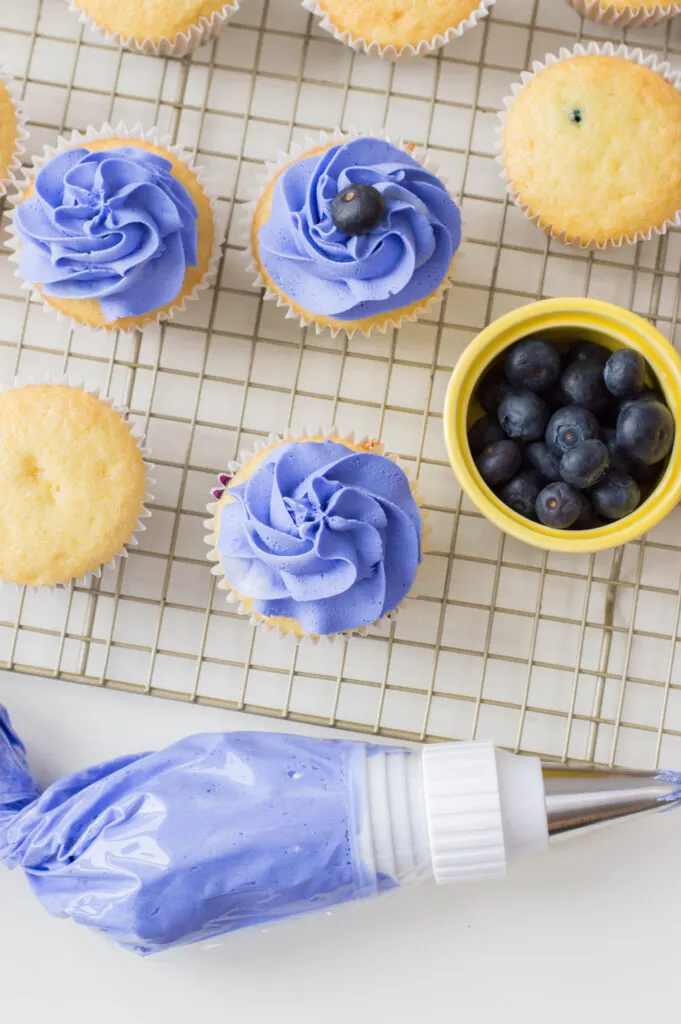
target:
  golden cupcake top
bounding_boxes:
[313,0,485,48]
[0,76,20,190]
[0,385,147,587]
[502,55,681,245]
[72,0,232,44]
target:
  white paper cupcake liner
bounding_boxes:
[564,0,681,27]
[5,121,223,333]
[496,42,681,250]
[301,0,495,59]
[67,0,239,56]
[244,127,461,339]
[0,65,29,197]
[0,376,155,593]
[204,426,430,646]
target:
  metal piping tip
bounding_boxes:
[541,764,681,838]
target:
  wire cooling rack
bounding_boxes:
[4,0,681,770]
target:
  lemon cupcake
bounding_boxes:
[68,0,240,56]
[249,132,462,337]
[565,0,680,27]
[302,0,495,58]
[8,124,218,332]
[205,430,425,641]
[0,383,152,588]
[0,67,27,196]
[499,45,681,248]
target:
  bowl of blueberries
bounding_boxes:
[444,298,681,553]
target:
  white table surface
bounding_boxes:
[0,669,678,1023]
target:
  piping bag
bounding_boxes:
[1,703,680,955]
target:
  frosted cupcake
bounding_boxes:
[0,384,150,588]
[206,432,424,640]
[564,0,680,27]
[500,48,681,247]
[250,134,461,337]
[9,127,217,332]
[302,0,495,58]
[68,0,240,55]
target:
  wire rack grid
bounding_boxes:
[3,0,681,770]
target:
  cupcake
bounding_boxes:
[564,0,680,27]
[8,125,218,332]
[68,0,239,56]
[205,431,424,641]
[249,133,462,337]
[0,67,27,196]
[499,46,681,248]
[0,383,151,588]
[302,0,494,58]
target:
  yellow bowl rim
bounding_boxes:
[443,297,681,554]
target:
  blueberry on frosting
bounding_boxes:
[330,183,386,236]
[256,137,461,321]
[14,146,199,321]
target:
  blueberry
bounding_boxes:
[525,441,562,482]
[616,400,675,465]
[478,370,513,415]
[498,390,549,441]
[330,184,386,236]
[468,415,505,457]
[475,439,522,487]
[620,389,663,413]
[536,482,583,529]
[559,439,609,489]
[503,337,561,393]
[590,470,641,520]
[600,427,631,473]
[498,469,542,520]
[629,457,663,488]
[603,349,647,399]
[560,360,608,412]
[573,492,597,531]
[545,406,599,456]
[568,341,609,367]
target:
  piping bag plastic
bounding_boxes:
[1,703,680,955]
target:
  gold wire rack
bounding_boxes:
[2,0,681,770]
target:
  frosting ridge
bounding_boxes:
[217,440,422,634]
[14,145,199,320]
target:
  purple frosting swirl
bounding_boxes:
[14,146,199,320]
[217,440,422,635]
[257,137,461,320]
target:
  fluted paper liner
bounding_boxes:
[5,122,223,333]
[0,377,155,593]
[0,65,28,197]
[301,0,495,59]
[245,127,461,339]
[496,42,681,250]
[564,0,681,27]
[67,0,239,56]
[204,427,430,645]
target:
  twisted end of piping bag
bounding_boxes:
[0,705,40,834]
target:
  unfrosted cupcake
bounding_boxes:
[250,134,461,337]
[9,126,217,332]
[206,432,424,640]
[68,0,239,55]
[0,68,27,196]
[302,0,494,58]
[0,384,150,587]
[565,0,680,27]
[500,49,681,247]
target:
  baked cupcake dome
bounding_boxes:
[10,129,216,331]
[500,51,681,246]
[251,135,462,336]
[0,385,148,587]
[0,69,26,196]
[208,434,423,639]
[69,0,239,53]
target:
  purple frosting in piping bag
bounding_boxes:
[13,146,199,320]
[216,440,422,635]
[257,137,461,320]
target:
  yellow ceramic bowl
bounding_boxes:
[443,298,681,554]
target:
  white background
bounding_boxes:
[1,670,679,1024]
